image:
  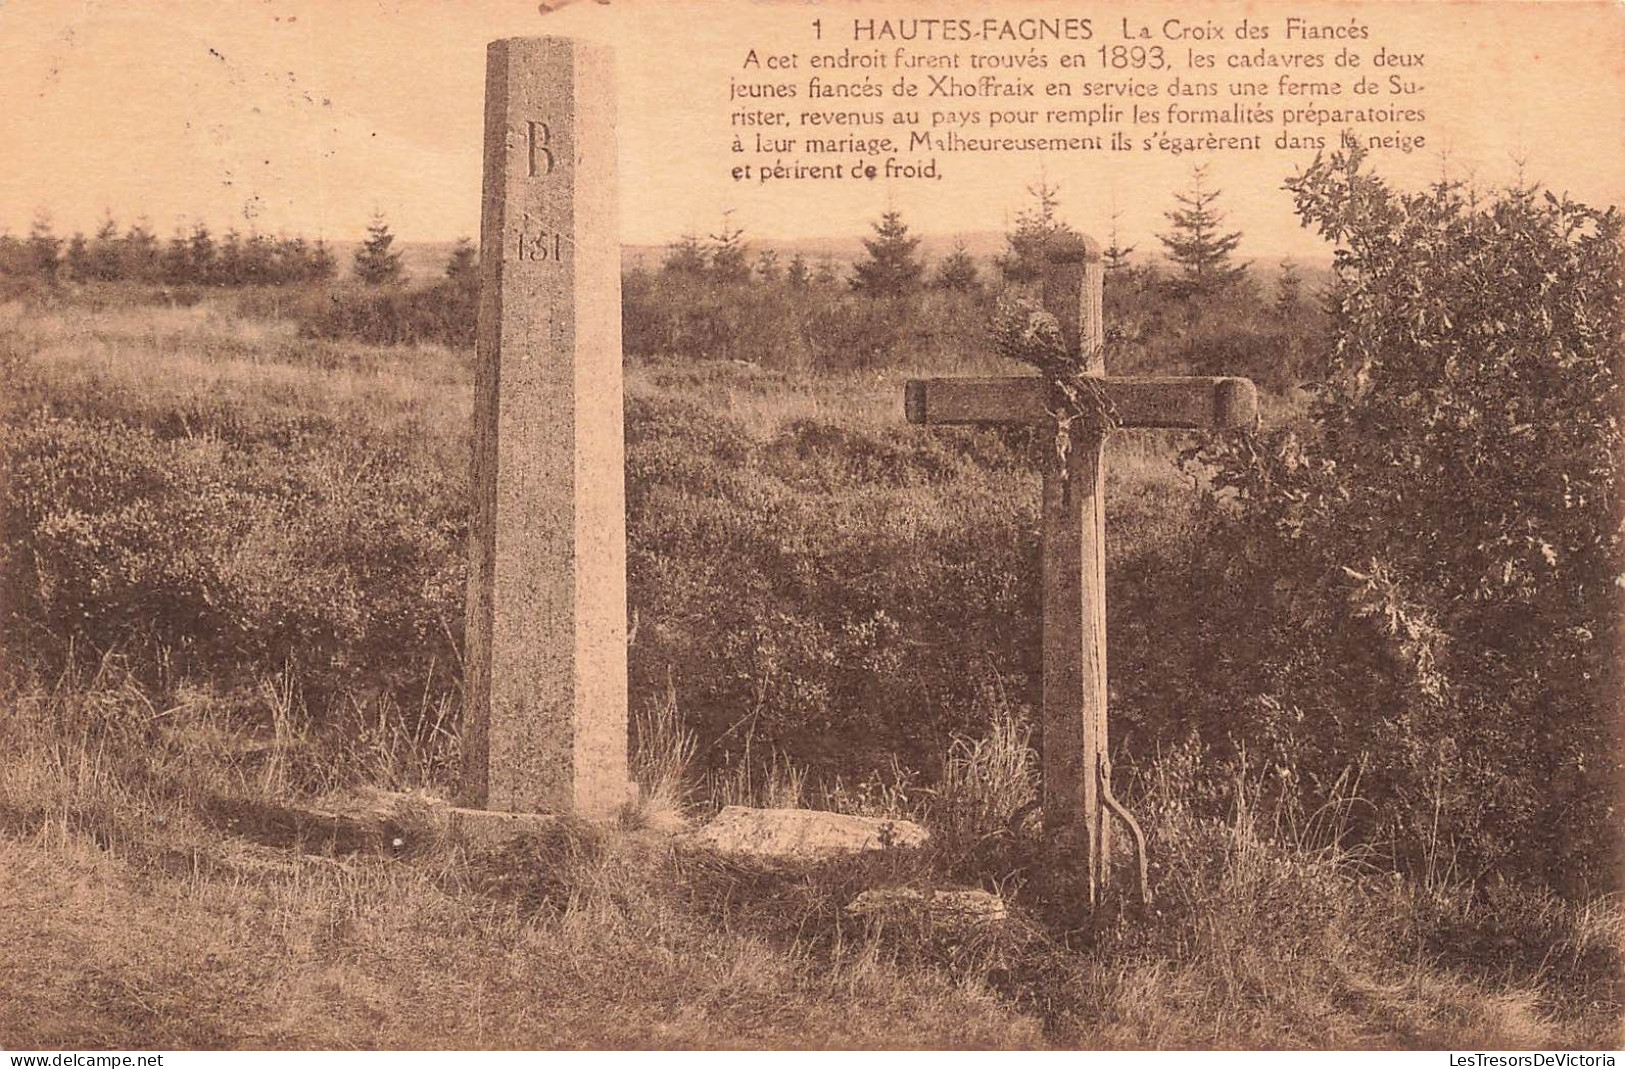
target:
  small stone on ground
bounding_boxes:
[681,805,928,865]
[845,888,1008,926]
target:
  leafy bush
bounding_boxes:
[1171,149,1622,890]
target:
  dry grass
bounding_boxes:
[0,662,1042,1049]
[2,659,1616,1050]
[0,833,1049,1049]
[629,672,697,834]
[5,298,472,444]
[4,296,1198,502]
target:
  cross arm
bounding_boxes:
[903,375,1257,430]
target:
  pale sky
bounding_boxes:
[1,0,1620,259]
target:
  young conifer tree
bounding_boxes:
[445,237,478,284]
[933,239,981,292]
[354,211,404,285]
[707,211,751,284]
[1158,164,1249,297]
[995,178,1075,284]
[1102,211,1136,274]
[786,252,812,289]
[188,224,217,284]
[754,248,782,283]
[851,209,924,298]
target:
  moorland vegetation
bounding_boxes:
[1,152,1618,1048]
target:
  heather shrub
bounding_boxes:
[1102,269,1327,389]
[297,277,477,349]
[620,391,1219,790]
[795,291,906,371]
[3,334,1215,798]
[1164,308,1315,393]
[2,407,466,707]
[622,272,809,365]
[624,394,1044,777]
[622,270,996,372]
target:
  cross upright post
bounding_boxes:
[904,237,1257,904]
[1040,240,1111,898]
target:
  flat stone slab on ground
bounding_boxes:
[681,805,928,865]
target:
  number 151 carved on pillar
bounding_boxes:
[517,230,563,261]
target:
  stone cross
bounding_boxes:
[461,37,635,820]
[904,238,1257,902]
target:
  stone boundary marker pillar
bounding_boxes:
[461,37,635,820]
